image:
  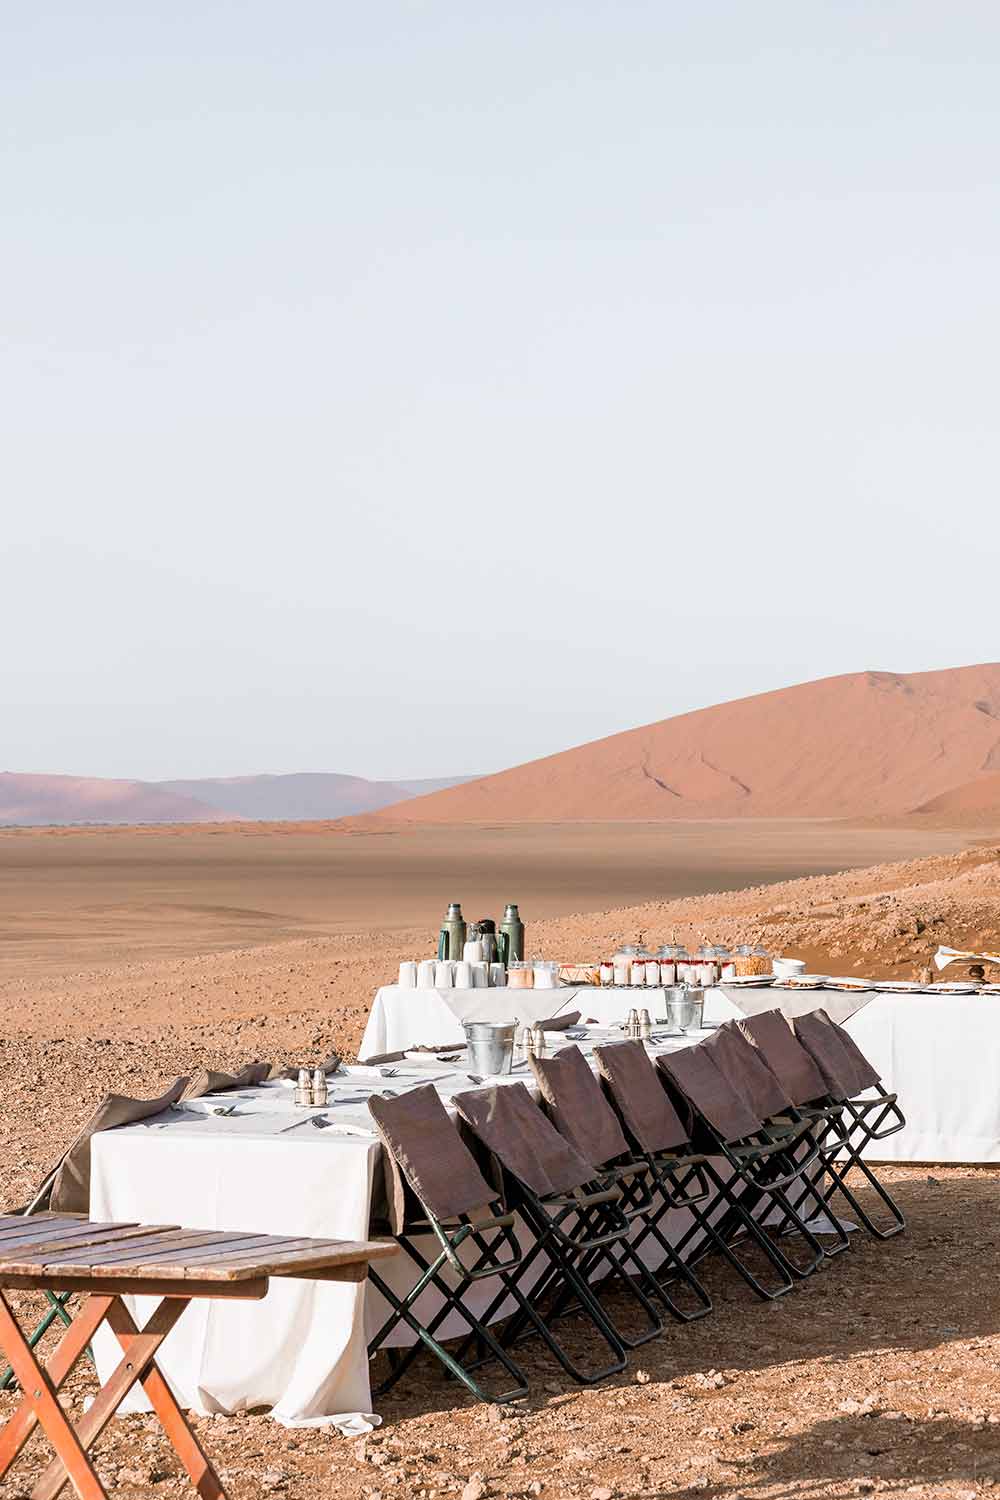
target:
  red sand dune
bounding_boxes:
[910,769,1000,817]
[372,665,1000,823]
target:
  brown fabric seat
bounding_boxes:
[707,1025,793,1120]
[735,1010,828,1106]
[454,1083,595,1198]
[50,1078,189,1214]
[529,1046,628,1168]
[792,1010,868,1099]
[367,1084,497,1234]
[538,1011,581,1032]
[826,1016,883,1093]
[656,1044,761,1143]
[592,1041,690,1155]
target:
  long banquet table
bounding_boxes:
[361,983,1000,1165]
[89,1024,735,1431]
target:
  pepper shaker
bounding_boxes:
[294,1068,312,1108]
[531,1021,546,1058]
[520,1024,536,1060]
[311,1067,328,1107]
[639,1008,652,1041]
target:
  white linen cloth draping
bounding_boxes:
[360,984,743,1058]
[89,1029,729,1428]
[362,981,1000,1163]
[724,985,1000,1162]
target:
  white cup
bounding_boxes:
[398,961,417,989]
[454,960,473,989]
[471,962,488,988]
[434,960,454,988]
[489,961,506,987]
[417,960,437,989]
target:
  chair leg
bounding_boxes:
[0,1291,78,1393]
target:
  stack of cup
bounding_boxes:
[417,960,437,989]
[453,960,473,988]
[434,960,453,987]
[489,961,506,987]
[398,961,418,989]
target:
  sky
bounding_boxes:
[3,2,1000,782]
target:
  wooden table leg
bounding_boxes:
[105,1300,226,1500]
[0,1293,113,1480]
[0,1291,108,1500]
[30,1295,194,1500]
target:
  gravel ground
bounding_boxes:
[3,845,999,1498]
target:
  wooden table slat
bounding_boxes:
[24,1229,215,1269]
[81,1234,315,1270]
[42,1231,279,1271]
[0,1212,137,1248]
[0,1225,181,1274]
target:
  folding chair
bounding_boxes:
[594,1036,825,1304]
[0,1077,188,1393]
[365,1083,563,1403]
[791,1010,906,1239]
[453,1083,636,1384]
[530,1045,711,1325]
[655,1043,827,1290]
[703,1024,851,1257]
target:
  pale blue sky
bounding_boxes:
[3,2,999,780]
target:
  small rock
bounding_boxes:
[462,1480,486,1500]
[261,1472,288,1492]
[118,1469,152,1487]
[926,1176,940,1186]
[634,1369,651,1385]
[528,1486,542,1497]
[839,1398,863,1414]
[589,1489,614,1500]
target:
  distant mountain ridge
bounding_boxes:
[367,664,1000,824]
[0,770,475,827]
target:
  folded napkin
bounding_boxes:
[540,1011,581,1032]
[181,1062,273,1101]
[358,1043,459,1065]
[934,945,1000,971]
[275,1052,343,1082]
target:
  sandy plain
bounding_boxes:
[3,819,1000,1500]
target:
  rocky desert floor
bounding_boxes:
[2,826,1000,1499]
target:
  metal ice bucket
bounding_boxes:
[463,1021,517,1076]
[663,986,705,1034]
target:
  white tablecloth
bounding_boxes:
[89,1030,722,1430]
[361,982,1000,1164]
[360,984,741,1058]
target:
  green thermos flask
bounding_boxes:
[498,903,524,966]
[437,902,467,961]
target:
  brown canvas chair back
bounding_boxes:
[49,1078,189,1214]
[367,1084,497,1235]
[181,1062,273,1101]
[707,1024,792,1120]
[736,1010,827,1106]
[593,1041,690,1155]
[656,1043,761,1142]
[529,1046,629,1168]
[826,1017,882,1093]
[454,1083,595,1198]
[792,1011,857,1099]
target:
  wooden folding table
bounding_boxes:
[0,1212,396,1500]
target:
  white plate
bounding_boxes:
[774,974,830,989]
[722,975,775,987]
[935,982,978,994]
[823,978,875,992]
[978,985,1000,994]
[872,980,927,993]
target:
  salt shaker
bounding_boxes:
[531,1021,546,1057]
[625,1008,638,1039]
[311,1067,328,1107]
[520,1024,536,1059]
[639,1008,652,1041]
[294,1068,312,1108]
